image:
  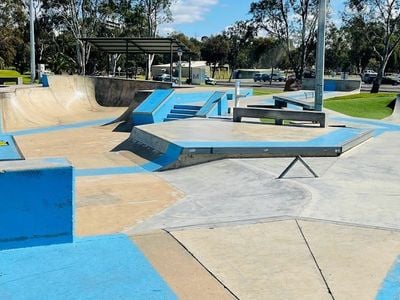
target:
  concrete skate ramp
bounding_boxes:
[0,76,125,132]
[386,98,400,123]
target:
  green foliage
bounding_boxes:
[250,0,318,79]
[253,88,282,96]
[324,92,396,119]
[200,35,229,77]
[0,0,26,67]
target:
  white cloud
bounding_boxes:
[170,0,219,24]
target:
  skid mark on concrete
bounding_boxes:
[0,234,176,299]
[76,173,184,236]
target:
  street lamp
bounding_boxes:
[177,48,183,86]
[29,0,36,84]
[315,0,327,111]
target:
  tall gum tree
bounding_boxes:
[140,0,173,80]
[250,0,318,79]
[347,0,400,93]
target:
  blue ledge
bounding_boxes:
[0,135,23,160]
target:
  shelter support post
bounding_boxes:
[189,55,192,85]
[125,40,128,79]
[170,41,173,83]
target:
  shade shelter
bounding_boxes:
[80,37,191,81]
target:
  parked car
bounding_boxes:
[153,73,178,83]
[270,73,286,82]
[382,76,400,85]
[253,73,263,82]
[303,70,316,78]
[362,73,377,84]
[361,70,377,83]
[205,76,217,85]
[261,74,270,82]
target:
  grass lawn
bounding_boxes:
[253,88,282,96]
[324,92,396,119]
[0,70,32,84]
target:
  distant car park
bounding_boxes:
[153,73,178,83]
[270,73,286,82]
[205,76,216,85]
[253,73,263,82]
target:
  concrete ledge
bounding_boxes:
[0,158,74,250]
[302,78,361,92]
[233,107,326,127]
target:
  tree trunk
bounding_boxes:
[146,54,155,80]
[371,59,388,93]
[228,64,235,82]
[212,63,217,78]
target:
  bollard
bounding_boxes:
[234,81,241,108]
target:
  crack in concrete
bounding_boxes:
[295,219,335,300]
[164,229,240,300]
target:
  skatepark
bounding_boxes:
[1,75,400,299]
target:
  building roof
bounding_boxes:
[80,37,190,54]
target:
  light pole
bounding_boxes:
[29,0,36,84]
[177,48,183,86]
[315,0,327,111]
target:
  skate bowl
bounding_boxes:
[0,75,171,133]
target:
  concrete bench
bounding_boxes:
[233,107,326,127]
[0,77,23,85]
[273,95,314,110]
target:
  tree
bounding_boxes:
[342,16,374,74]
[325,24,350,73]
[347,0,400,93]
[43,0,108,75]
[223,21,255,81]
[0,0,26,67]
[140,0,173,79]
[200,35,229,78]
[250,0,318,79]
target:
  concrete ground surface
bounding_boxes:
[1,80,400,299]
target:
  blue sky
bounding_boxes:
[160,0,346,38]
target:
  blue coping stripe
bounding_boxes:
[0,135,23,160]
[376,256,400,299]
[75,143,183,177]
[332,116,400,136]
[7,117,115,136]
[75,128,366,177]
[176,128,367,148]
[0,234,177,299]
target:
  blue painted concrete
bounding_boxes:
[133,89,253,126]
[0,158,73,250]
[76,143,182,176]
[74,127,369,177]
[8,117,115,136]
[376,256,400,300]
[0,135,23,160]
[176,128,368,149]
[0,234,177,299]
[196,91,227,117]
[332,116,400,136]
[41,74,49,87]
[134,89,174,113]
